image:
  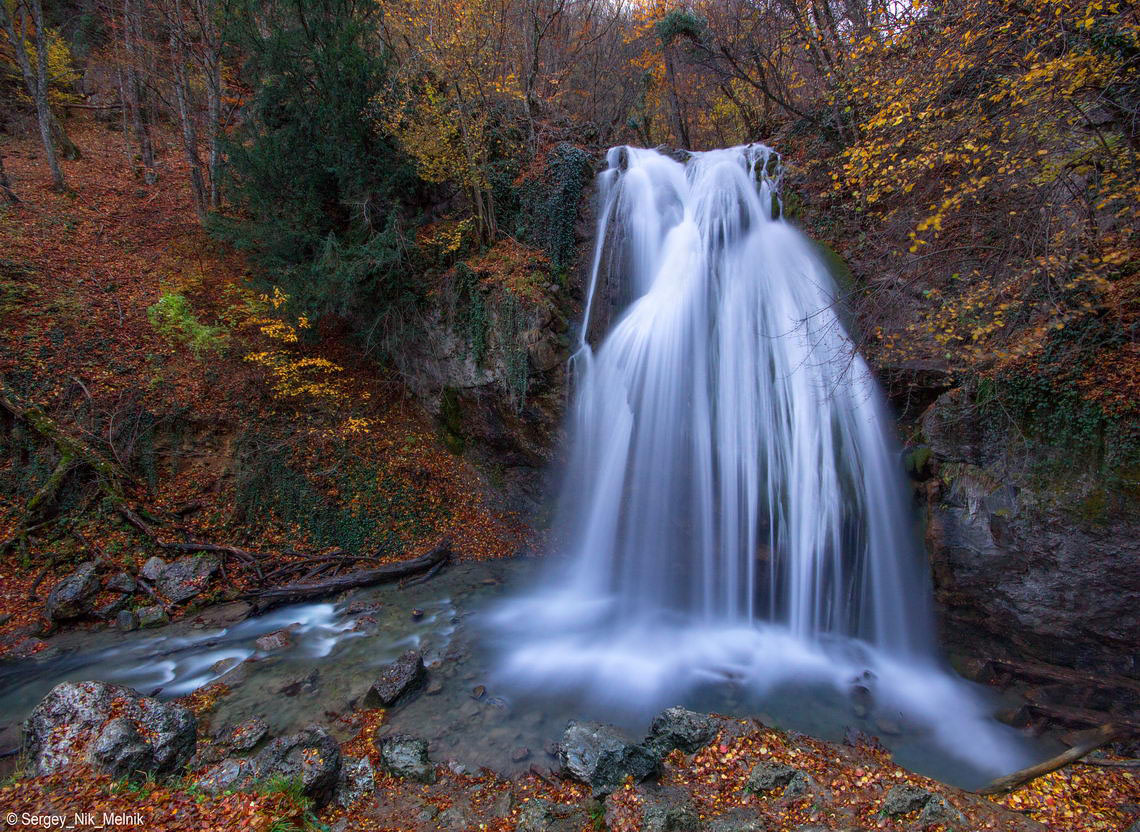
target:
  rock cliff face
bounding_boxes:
[916,387,1139,680]
[394,146,597,520]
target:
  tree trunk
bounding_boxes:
[245,544,452,612]
[169,1,207,219]
[1,0,66,190]
[0,152,18,204]
[662,45,691,150]
[122,0,157,185]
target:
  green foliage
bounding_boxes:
[454,262,488,366]
[233,435,444,553]
[212,0,423,327]
[500,291,529,410]
[147,293,228,357]
[656,9,707,46]
[512,143,592,270]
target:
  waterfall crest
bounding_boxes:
[490,145,1031,781]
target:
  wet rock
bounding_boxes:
[104,572,137,594]
[24,681,196,778]
[363,649,426,708]
[881,784,933,816]
[744,762,800,794]
[558,721,659,796]
[633,785,700,831]
[94,594,130,620]
[137,604,168,628]
[197,725,341,808]
[255,628,293,652]
[426,679,443,695]
[705,807,768,831]
[88,717,152,779]
[194,757,250,793]
[115,609,139,632]
[45,563,100,621]
[918,794,967,826]
[157,555,218,604]
[511,746,531,762]
[438,805,476,830]
[229,717,269,752]
[278,669,320,697]
[377,734,435,783]
[140,557,166,582]
[334,756,375,809]
[782,771,815,799]
[646,706,718,755]
[516,798,588,832]
[874,716,902,736]
[471,684,487,700]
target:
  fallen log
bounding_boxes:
[977,723,1124,795]
[243,543,451,612]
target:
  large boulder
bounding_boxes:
[24,681,196,778]
[157,555,219,604]
[362,650,426,708]
[45,563,100,621]
[646,707,718,756]
[195,725,342,808]
[558,721,659,796]
[376,734,435,783]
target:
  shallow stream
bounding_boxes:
[0,558,1049,790]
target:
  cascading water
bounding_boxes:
[489,145,1034,782]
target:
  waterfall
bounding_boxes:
[489,145,1032,781]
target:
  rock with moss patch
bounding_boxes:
[706,807,768,831]
[918,794,966,826]
[137,605,168,628]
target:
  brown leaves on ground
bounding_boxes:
[0,117,523,655]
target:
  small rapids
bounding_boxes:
[488,145,1037,785]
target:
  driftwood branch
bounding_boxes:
[977,723,1124,795]
[244,543,451,612]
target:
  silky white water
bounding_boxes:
[490,145,1033,779]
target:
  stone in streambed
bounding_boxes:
[45,562,100,621]
[362,649,425,708]
[255,627,294,652]
[376,734,435,783]
[558,720,659,796]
